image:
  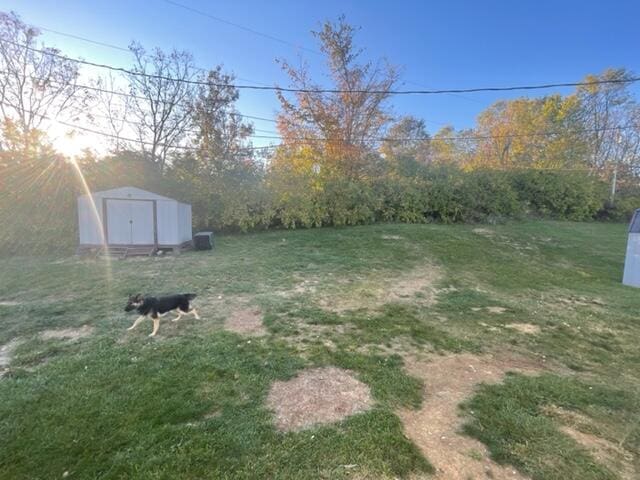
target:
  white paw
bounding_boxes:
[148,333,156,337]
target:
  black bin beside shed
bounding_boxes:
[194,231,214,250]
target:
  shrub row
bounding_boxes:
[202,168,611,231]
[0,166,634,256]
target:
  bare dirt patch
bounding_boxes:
[487,306,507,314]
[40,325,94,341]
[282,321,355,353]
[505,323,541,335]
[557,295,605,308]
[561,426,636,480]
[266,367,373,431]
[542,405,636,479]
[0,338,22,375]
[321,264,442,313]
[398,353,545,480]
[472,228,495,237]
[381,234,404,240]
[0,300,21,306]
[471,306,507,314]
[224,309,266,336]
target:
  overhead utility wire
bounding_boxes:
[160,0,320,55]
[32,25,270,86]
[8,103,635,146]
[5,39,639,95]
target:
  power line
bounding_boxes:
[34,24,271,87]
[160,0,320,56]
[31,23,485,125]
[6,39,639,95]
[74,79,278,123]
[18,110,278,153]
[0,69,279,124]
[251,125,636,142]
[5,98,636,146]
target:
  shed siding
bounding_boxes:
[77,195,104,245]
[78,187,192,248]
[177,203,192,243]
[156,201,178,245]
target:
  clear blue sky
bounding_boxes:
[3,0,640,147]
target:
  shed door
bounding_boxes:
[106,199,155,245]
[130,201,154,244]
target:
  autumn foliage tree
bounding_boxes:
[470,95,586,170]
[380,116,431,165]
[275,16,398,178]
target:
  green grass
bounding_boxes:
[0,221,639,479]
[461,374,638,480]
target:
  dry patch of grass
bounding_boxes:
[557,295,606,308]
[0,338,22,375]
[398,352,544,480]
[472,228,495,237]
[40,325,94,341]
[224,309,267,337]
[281,320,356,353]
[560,427,636,480]
[541,405,637,480]
[471,306,507,314]
[505,323,541,335]
[320,264,442,313]
[266,366,373,431]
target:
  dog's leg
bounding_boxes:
[149,318,160,337]
[189,308,201,320]
[127,315,146,331]
[171,310,184,322]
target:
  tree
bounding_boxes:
[87,73,133,152]
[191,67,254,163]
[576,68,635,171]
[170,67,261,229]
[276,16,399,178]
[471,95,586,170]
[380,116,430,164]
[0,11,86,149]
[576,68,639,202]
[429,126,475,167]
[126,42,197,170]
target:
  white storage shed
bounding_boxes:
[77,187,192,253]
[623,208,640,287]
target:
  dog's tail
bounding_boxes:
[184,293,197,300]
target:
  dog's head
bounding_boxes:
[124,293,144,312]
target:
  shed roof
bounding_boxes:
[80,186,177,202]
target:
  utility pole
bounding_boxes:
[610,133,622,205]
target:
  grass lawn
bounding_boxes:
[0,221,638,479]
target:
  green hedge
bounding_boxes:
[0,164,631,256]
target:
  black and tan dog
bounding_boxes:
[125,293,200,336]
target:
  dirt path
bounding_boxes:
[398,353,544,480]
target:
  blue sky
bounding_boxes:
[2,0,640,149]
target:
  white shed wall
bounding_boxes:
[77,195,104,245]
[78,187,192,247]
[623,233,640,287]
[156,200,178,245]
[177,203,192,243]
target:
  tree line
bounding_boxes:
[1,11,639,253]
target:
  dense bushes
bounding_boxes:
[1,158,636,256]
[242,167,602,231]
[512,170,605,220]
